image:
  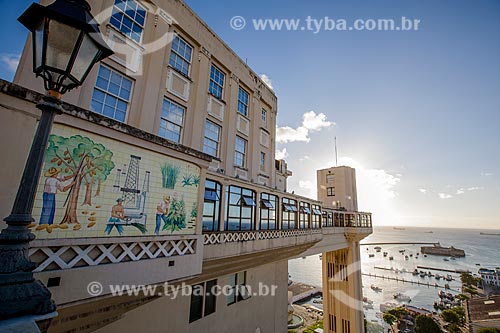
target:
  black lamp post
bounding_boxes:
[0,0,112,327]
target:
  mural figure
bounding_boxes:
[155,195,171,235]
[162,194,187,232]
[37,167,75,231]
[105,198,125,234]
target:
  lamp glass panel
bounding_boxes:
[45,19,80,71]
[71,34,100,82]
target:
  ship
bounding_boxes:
[420,243,465,257]
[393,227,406,230]
[480,232,500,236]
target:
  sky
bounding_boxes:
[1,0,499,229]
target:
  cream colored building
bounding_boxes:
[1,0,372,332]
[317,166,358,211]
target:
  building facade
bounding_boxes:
[2,0,372,332]
[317,166,358,211]
[479,268,500,287]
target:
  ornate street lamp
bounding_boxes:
[0,0,112,329]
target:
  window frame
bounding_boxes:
[237,86,250,117]
[311,204,322,229]
[227,271,250,305]
[299,202,311,229]
[282,198,297,230]
[234,136,247,168]
[261,109,267,125]
[158,98,185,144]
[260,152,266,171]
[225,185,256,231]
[91,64,133,123]
[260,193,278,230]
[189,279,218,323]
[208,64,225,100]
[203,120,221,157]
[327,187,335,196]
[109,0,147,43]
[168,34,193,77]
[202,179,222,232]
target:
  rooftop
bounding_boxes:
[468,295,500,322]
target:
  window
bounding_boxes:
[189,279,217,323]
[237,87,249,117]
[225,186,255,231]
[209,65,225,99]
[282,198,297,230]
[260,152,266,171]
[202,180,222,232]
[299,202,311,229]
[327,187,335,196]
[322,211,333,227]
[311,204,322,229]
[261,109,267,124]
[110,0,146,43]
[326,173,335,183]
[234,136,247,167]
[159,98,185,143]
[260,193,278,230]
[169,35,193,76]
[91,65,132,122]
[203,121,221,157]
[227,271,250,305]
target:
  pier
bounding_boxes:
[416,266,470,274]
[362,273,460,291]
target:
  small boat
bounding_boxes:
[363,297,374,304]
[476,263,481,266]
[425,231,433,233]
[413,269,419,276]
[302,257,306,259]
[405,255,409,260]
[445,284,450,289]
[450,257,456,260]
[371,285,382,292]
[374,246,382,252]
[389,256,394,260]
[424,254,427,257]
[383,252,388,257]
[420,272,426,278]
[446,275,453,281]
[443,258,449,261]
[369,254,375,258]
[435,274,441,280]
[393,293,411,302]
[399,249,405,253]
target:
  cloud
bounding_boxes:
[438,193,453,199]
[480,172,493,177]
[418,189,427,194]
[0,53,20,73]
[467,186,484,191]
[456,189,465,195]
[276,111,334,143]
[260,74,273,89]
[299,155,310,162]
[275,148,289,160]
[298,180,313,190]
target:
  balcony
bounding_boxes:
[199,211,372,280]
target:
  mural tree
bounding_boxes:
[45,134,115,225]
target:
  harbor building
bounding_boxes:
[466,295,500,332]
[1,0,372,331]
[479,268,500,287]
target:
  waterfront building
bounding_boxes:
[1,0,372,331]
[466,295,500,332]
[317,166,358,211]
[479,268,500,287]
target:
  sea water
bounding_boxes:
[288,226,500,325]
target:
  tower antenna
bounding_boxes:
[335,136,338,166]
